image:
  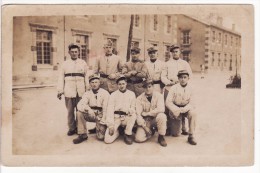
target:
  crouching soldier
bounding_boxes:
[135,79,167,147]
[73,74,110,144]
[122,47,148,97]
[104,75,137,145]
[166,70,197,145]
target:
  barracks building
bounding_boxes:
[13,14,241,86]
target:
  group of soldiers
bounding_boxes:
[57,39,197,147]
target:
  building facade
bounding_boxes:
[176,14,241,73]
[13,15,178,86]
[13,14,241,86]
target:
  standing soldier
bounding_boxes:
[135,79,167,147]
[72,74,110,144]
[94,39,124,94]
[104,75,137,145]
[161,44,192,136]
[166,70,197,145]
[122,47,148,97]
[57,44,89,136]
[164,51,171,62]
[145,47,165,93]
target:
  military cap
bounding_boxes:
[68,43,80,50]
[131,47,141,54]
[116,74,127,84]
[104,39,113,47]
[142,78,154,88]
[147,47,158,53]
[169,44,180,52]
[89,74,100,82]
[177,70,189,77]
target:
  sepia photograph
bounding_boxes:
[1,4,256,168]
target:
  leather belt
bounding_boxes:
[100,73,109,78]
[127,78,143,84]
[174,103,185,108]
[90,106,103,111]
[114,111,127,115]
[65,73,85,77]
[153,80,162,84]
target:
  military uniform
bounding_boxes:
[166,70,197,145]
[94,40,124,93]
[104,85,137,144]
[145,59,165,93]
[122,61,148,97]
[161,44,192,135]
[57,56,89,133]
[135,91,167,142]
[76,86,110,141]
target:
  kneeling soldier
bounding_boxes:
[73,74,110,144]
[135,79,167,147]
[166,70,197,145]
[104,75,137,145]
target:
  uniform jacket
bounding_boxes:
[161,58,192,91]
[136,91,165,126]
[77,88,110,123]
[122,60,148,82]
[106,89,136,128]
[57,58,89,98]
[166,83,194,117]
[145,59,165,82]
[94,54,124,92]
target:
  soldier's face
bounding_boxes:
[104,45,113,54]
[90,79,100,90]
[69,48,79,59]
[178,74,189,86]
[148,51,157,60]
[131,52,140,61]
[118,80,127,91]
[172,48,180,60]
[144,84,154,95]
[165,54,171,62]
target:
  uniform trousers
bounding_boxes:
[76,111,106,140]
[135,113,167,142]
[65,95,81,131]
[104,114,137,144]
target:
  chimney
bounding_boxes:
[232,24,236,31]
[216,16,223,26]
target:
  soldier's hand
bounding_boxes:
[109,127,114,136]
[141,112,149,117]
[108,74,117,79]
[131,70,138,76]
[143,126,152,137]
[57,93,63,100]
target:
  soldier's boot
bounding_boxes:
[67,128,77,136]
[188,136,197,145]
[181,130,189,135]
[73,134,88,144]
[158,135,167,147]
[124,134,133,145]
[88,128,96,134]
[165,128,171,136]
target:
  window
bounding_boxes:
[218,53,221,66]
[225,34,228,45]
[212,31,216,42]
[230,54,233,69]
[224,54,227,66]
[107,37,118,55]
[218,33,222,43]
[75,34,89,62]
[165,15,171,33]
[231,36,233,46]
[153,15,158,31]
[182,31,190,45]
[36,30,52,64]
[106,15,117,23]
[236,37,238,46]
[131,41,140,49]
[134,15,140,27]
[211,52,215,66]
[183,52,190,62]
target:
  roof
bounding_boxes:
[180,14,241,36]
